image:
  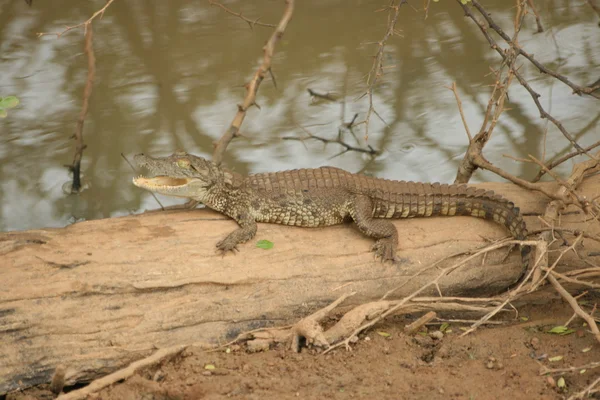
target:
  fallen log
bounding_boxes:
[1,175,598,394]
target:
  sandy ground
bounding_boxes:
[8,299,599,400]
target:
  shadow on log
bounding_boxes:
[1,175,599,394]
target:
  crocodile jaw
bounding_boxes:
[133,175,198,198]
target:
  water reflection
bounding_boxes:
[0,0,598,231]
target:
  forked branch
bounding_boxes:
[212,0,295,164]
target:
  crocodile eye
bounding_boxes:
[176,159,191,168]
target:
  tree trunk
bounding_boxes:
[1,176,598,394]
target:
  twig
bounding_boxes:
[56,345,188,400]
[447,82,472,141]
[460,240,548,337]
[547,274,600,344]
[454,1,523,184]
[37,0,116,38]
[540,361,600,375]
[358,0,405,140]
[471,0,598,98]
[323,239,539,353]
[530,234,583,291]
[212,0,295,165]
[568,375,600,400]
[404,311,436,335]
[69,25,95,193]
[458,0,597,158]
[208,1,276,28]
[532,140,600,182]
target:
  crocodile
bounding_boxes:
[133,152,529,271]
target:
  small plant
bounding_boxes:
[0,96,19,118]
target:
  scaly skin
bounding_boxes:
[133,152,529,270]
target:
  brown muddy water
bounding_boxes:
[0,0,598,231]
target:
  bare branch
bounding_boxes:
[208,1,277,29]
[471,0,598,98]
[359,0,405,140]
[548,274,600,344]
[37,0,116,38]
[532,140,600,182]
[212,0,295,164]
[446,82,472,141]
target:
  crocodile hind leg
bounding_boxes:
[349,195,399,261]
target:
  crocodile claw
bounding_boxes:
[371,239,397,263]
[216,238,240,255]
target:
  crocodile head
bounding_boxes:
[132,152,224,201]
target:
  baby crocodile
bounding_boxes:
[133,152,529,268]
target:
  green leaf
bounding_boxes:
[520,316,529,321]
[547,326,575,335]
[548,355,563,362]
[440,323,450,332]
[0,109,6,118]
[204,364,216,370]
[0,96,19,109]
[377,331,391,338]
[256,240,274,250]
[557,377,566,388]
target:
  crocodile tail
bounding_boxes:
[369,181,530,275]
[427,183,530,279]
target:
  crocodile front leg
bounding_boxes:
[350,194,399,261]
[216,211,258,254]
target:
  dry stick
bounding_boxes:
[212,0,295,165]
[404,311,436,335]
[540,361,600,375]
[359,0,404,140]
[56,345,189,400]
[459,240,548,337]
[552,270,600,289]
[471,0,598,98]
[529,234,583,292]
[449,80,576,203]
[37,0,116,38]
[548,274,600,344]
[208,0,276,28]
[447,82,472,141]
[568,376,600,400]
[528,155,592,211]
[454,1,526,184]
[532,139,600,182]
[69,25,95,193]
[423,0,431,20]
[323,239,538,354]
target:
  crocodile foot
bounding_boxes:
[371,238,397,262]
[215,237,240,255]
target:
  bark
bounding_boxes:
[1,175,598,394]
